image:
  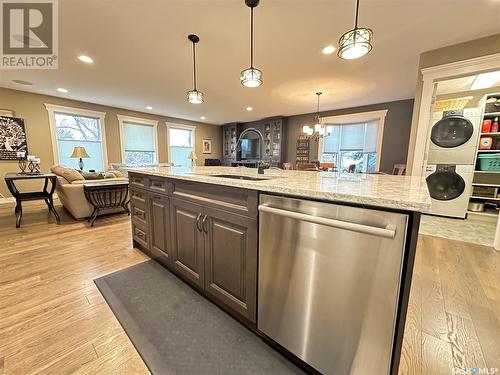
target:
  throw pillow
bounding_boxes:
[51,165,85,183]
[80,171,103,180]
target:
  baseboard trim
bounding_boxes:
[0,193,58,205]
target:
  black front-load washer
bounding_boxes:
[430,110,474,148]
[426,164,466,201]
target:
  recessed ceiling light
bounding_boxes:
[78,55,94,64]
[471,71,500,90]
[322,45,336,55]
[146,106,153,110]
[57,88,68,93]
[246,107,253,111]
[12,79,33,85]
[200,116,206,120]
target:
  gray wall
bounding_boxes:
[286,99,414,174]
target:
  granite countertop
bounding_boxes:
[127,166,431,212]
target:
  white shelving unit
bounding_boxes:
[483,111,500,117]
[468,93,500,219]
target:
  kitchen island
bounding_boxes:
[128,166,430,375]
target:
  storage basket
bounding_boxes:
[478,153,500,171]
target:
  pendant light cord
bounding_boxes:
[315,92,322,123]
[354,0,359,29]
[250,6,254,69]
[192,42,197,90]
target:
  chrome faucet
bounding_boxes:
[236,128,269,174]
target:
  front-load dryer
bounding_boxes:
[427,108,482,165]
[425,164,474,218]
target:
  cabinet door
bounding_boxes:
[149,194,171,263]
[203,206,258,322]
[170,197,204,287]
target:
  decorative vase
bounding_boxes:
[18,158,27,174]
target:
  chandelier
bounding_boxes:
[303,92,332,140]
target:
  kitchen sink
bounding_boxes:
[208,174,270,181]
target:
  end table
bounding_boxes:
[83,181,130,227]
[4,173,61,228]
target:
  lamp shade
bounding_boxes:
[187,89,204,104]
[338,27,373,60]
[70,146,90,158]
[188,151,198,160]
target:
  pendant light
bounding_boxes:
[187,34,204,104]
[303,92,332,139]
[338,0,373,60]
[240,0,263,88]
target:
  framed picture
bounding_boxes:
[202,139,212,154]
[0,116,29,160]
[0,109,14,117]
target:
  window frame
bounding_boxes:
[117,114,159,165]
[166,123,196,166]
[318,109,387,172]
[45,103,108,169]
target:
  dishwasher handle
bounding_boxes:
[258,204,396,239]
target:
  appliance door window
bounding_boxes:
[54,112,105,171]
[169,127,194,167]
[430,116,474,148]
[123,122,156,165]
[426,171,466,200]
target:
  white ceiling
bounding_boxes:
[1,0,499,125]
[436,71,500,95]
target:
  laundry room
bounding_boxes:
[419,71,500,247]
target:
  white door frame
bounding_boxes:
[408,52,500,177]
[407,52,500,251]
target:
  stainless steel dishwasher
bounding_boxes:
[258,195,409,375]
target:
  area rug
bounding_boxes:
[94,260,304,375]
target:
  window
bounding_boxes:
[320,120,381,173]
[117,115,158,166]
[168,124,195,167]
[45,104,106,171]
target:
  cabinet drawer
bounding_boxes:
[132,222,149,249]
[149,177,171,194]
[130,188,147,206]
[131,204,148,224]
[129,173,148,188]
[172,181,258,218]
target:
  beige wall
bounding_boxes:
[407,33,500,173]
[0,87,221,197]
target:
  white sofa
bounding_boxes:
[51,165,128,219]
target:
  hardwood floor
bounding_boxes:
[0,201,498,374]
[398,234,500,374]
[0,201,150,375]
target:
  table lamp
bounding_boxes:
[70,146,90,171]
[188,150,197,167]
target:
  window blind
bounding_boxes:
[123,122,156,165]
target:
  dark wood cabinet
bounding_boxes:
[170,197,205,288]
[150,194,170,259]
[222,123,240,166]
[203,206,257,321]
[130,174,259,323]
